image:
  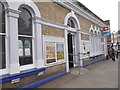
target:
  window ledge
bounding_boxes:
[0,68,46,83]
[45,61,66,68]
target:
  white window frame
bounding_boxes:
[43,35,65,66]
[18,7,35,71]
[0,2,9,75]
[81,40,90,58]
[0,0,42,75]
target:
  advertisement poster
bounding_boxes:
[56,43,64,60]
[46,42,56,63]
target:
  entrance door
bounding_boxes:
[68,33,75,68]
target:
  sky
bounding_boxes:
[78,0,119,33]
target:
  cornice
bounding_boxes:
[53,0,106,27]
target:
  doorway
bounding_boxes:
[68,33,75,68]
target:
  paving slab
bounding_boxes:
[38,59,118,88]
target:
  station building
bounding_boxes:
[0,0,110,88]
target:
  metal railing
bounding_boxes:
[69,52,91,74]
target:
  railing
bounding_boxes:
[69,52,91,75]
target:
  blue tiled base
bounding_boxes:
[83,57,107,67]
[0,68,45,83]
[19,72,67,89]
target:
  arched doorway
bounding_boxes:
[64,11,81,72]
[67,18,77,68]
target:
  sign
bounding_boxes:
[46,42,56,63]
[103,27,110,35]
[45,41,64,63]
[56,43,64,60]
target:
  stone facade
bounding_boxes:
[42,25,64,37]
[1,1,109,88]
[35,2,70,24]
[81,34,89,40]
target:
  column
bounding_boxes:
[7,8,20,74]
[76,31,83,67]
[33,17,44,68]
[64,30,69,73]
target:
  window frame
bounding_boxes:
[43,35,65,66]
[90,30,95,55]
[0,2,9,75]
[18,7,35,71]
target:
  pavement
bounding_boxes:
[38,58,118,88]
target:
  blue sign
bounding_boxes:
[103,31,110,35]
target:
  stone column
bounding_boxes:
[7,8,20,74]
[64,30,69,73]
[33,17,44,68]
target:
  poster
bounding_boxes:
[56,43,64,60]
[46,42,56,63]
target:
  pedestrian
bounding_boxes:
[116,42,120,59]
[107,44,115,61]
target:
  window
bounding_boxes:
[90,30,94,54]
[67,18,75,28]
[45,41,64,64]
[0,2,6,69]
[18,7,33,66]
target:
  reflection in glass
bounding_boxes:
[0,2,6,69]
[18,40,23,56]
[0,2,5,33]
[0,36,6,69]
[19,37,33,66]
[67,18,75,28]
[25,40,31,56]
[18,7,32,36]
[18,7,33,66]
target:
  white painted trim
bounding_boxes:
[54,1,106,27]
[6,0,41,17]
[64,30,69,73]
[80,31,90,35]
[64,11,80,30]
[33,19,43,69]
[64,11,81,72]
[17,4,42,71]
[81,40,90,42]
[44,61,66,68]
[20,64,35,71]
[33,16,68,30]
[0,33,6,35]
[0,69,9,75]
[18,35,33,38]
[0,1,42,75]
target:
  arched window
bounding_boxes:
[98,31,102,53]
[18,8,32,35]
[94,31,98,54]
[90,30,94,54]
[18,7,33,66]
[67,18,75,28]
[0,2,6,69]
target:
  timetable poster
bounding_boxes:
[46,42,56,63]
[56,43,64,60]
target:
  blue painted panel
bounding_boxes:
[1,68,45,83]
[83,57,107,67]
[19,72,67,89]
